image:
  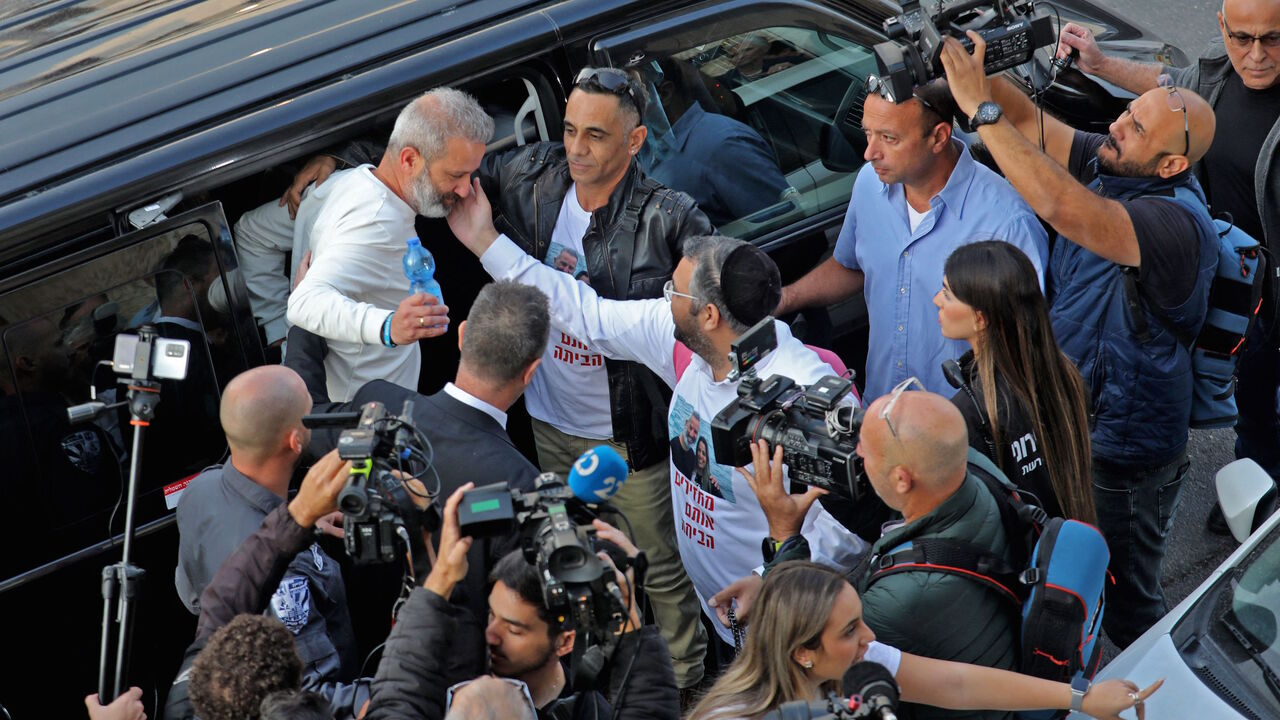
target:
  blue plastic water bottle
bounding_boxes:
[403,237,443,302]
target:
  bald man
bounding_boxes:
[1055,0,1280,501]
[852,389,1017,720]
[941,37,1220,647]
[175,365,360,687]
[445,677,536,720]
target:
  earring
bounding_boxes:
[803,660,813,669]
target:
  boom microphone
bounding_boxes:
[568,445,628,503]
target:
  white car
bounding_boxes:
[1070,460,1280,719]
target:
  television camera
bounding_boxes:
[710,318,869,501]
[302,401,439,566]
[872,0,1056,104]
[457,445,636,637]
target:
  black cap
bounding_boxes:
[719,244,781,326]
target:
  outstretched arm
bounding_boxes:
[448,179,679,386]
[942,34,1140,267]
[895,651,1163,720]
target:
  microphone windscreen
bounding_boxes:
[568,445,628,503]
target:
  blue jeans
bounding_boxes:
[1091,451,1190,649]
[1234,317,1280,478]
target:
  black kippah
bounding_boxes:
[719,244,781,326]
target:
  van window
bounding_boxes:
[633,26,876,237]
[0,222,240,579]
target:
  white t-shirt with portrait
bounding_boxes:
[523,184,613,439]
[479,236,869,646]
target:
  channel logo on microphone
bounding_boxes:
[568,445,628,503]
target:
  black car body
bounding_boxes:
[0,0,1185,715]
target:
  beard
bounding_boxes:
[409,172,457,218]
[1096,135,1162,178]
[673,308,717,368]
[489,640,557,679]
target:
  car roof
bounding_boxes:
[0,0,542,206]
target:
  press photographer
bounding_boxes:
[364,484,679,720]
[288,280,548,642]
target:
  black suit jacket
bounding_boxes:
[285,327,539,627]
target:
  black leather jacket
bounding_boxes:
[477,142,714,469]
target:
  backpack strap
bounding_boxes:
[865,539,1026,607]
[673,342,694,382]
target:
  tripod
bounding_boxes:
[96,330,163,703]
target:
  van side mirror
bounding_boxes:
[1215,458,1279,544]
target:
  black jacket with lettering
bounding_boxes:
[948,351,1062,520]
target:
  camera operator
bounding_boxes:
[447,190,870,658]
[174,366,360,688]
[164,450,365,720]
[716,392,1019,720]
[286,280,548,631]
[938,34,1218,648]
[364,485,679,720]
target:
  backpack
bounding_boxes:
[862,450,1109,720]
[1125,216,1268,429]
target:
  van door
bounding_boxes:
[0,202,254,716]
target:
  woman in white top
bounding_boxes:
[687,562,1160,720]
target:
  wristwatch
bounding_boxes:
[1069,676,1090,712]
[762,536,784,564]
[970,101,1003,128]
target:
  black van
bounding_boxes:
[0,0,1182,715]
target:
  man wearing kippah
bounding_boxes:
[446,188,870,662]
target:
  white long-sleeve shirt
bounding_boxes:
[481,235,868,644]
[287,165,420,401]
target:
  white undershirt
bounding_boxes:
[906,201,931,233]
[522,184,614,438]
[442,382,507,429]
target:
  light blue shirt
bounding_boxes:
[832,141,1048,402]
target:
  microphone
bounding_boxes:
[568,445,628,503]
[843,660,900,720]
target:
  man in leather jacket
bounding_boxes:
[471,67,712,692]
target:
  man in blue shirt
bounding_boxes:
[777,80,1047,400]
[646,58,792,227]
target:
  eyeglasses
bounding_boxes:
[879,376,925,440]
[663,279,699,303]
[1221,12,1280,49]
[1162,85,1187,156]
[575,67,646,117]
[446,677,537,715]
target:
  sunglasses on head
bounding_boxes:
[865,75,939,115]
[575,67,646,117]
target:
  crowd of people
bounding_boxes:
[80,1,1280,718]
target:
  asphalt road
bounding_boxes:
[1086,0,1243,663]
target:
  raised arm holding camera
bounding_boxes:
[938,31,1218,649]
[365,485,676,720]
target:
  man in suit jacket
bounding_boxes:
[286,280,550,631]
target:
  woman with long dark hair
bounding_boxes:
[932,240,1095,523]
[688,562,1158,720]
